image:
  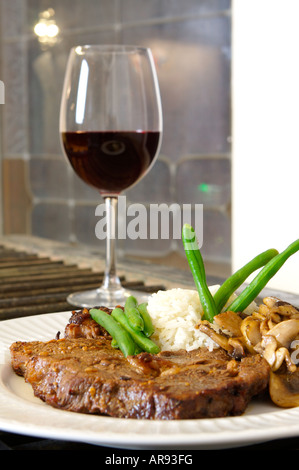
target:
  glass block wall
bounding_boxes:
[0,0,231,268]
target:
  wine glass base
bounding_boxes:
[67,286,150,309]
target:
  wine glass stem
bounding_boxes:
[101,196,122,292]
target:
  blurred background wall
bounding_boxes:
[0,0,231,277]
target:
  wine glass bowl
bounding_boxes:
[59,45,162,307]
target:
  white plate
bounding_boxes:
[1,311,299,450]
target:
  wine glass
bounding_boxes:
[59,45,163,308]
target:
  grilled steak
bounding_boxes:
[10,310,270,419]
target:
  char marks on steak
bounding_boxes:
[64,307,113,339]
[10,309,270,419]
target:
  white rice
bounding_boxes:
[147,287,220,352]
[147,287,258,352]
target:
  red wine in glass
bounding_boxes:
[61,130,161,194]
[59,45,162,308]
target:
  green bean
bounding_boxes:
[137,302,155,337]
[111,338,119,349]
[227,239,299,313]
[213,248,279,312]
[134,343,143,355]
[182,223,217,322]
[111,307,160,354]
[124,296,144,331]
[90,308,136,357]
